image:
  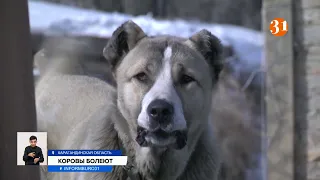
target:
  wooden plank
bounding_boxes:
[303,8,320,25]
[306,48,320,75]
[0,0,40,179]
[262,1,295,180]
[303,25,320,46]
[301,2,320,180]
[306,45,320,56]
[302,0,320,9]
[263,0,291,9]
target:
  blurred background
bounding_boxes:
[29,0,263,80]
[31,0,262,30]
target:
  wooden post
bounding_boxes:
[264,0,320,178]
[262,0,295,180]
[0,0,40,180]
[301,0,320,179]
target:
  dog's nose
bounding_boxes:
[147,99,174,123]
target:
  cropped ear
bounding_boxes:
[186,30,224,81]
[103,20,147,70]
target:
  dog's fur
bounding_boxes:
[36,21,225,180]
[33,38,116,85]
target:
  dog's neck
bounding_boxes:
[121,138,191,179]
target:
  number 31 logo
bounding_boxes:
[269,18,288,37]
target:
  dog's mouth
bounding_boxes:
[136,126,187,150]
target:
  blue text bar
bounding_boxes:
[48,165,113,172]
[48,150,122,156]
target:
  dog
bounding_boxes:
[36,20,225,180]
[35,21,263,180]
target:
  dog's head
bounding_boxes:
[103,21,223,150]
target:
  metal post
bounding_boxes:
[0,0,40,179]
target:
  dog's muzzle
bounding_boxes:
[136,99,187,149]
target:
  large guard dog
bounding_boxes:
[36,20,224,180]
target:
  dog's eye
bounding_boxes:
[180,74,195,85]
[134,72,148,82]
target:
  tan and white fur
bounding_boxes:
[36,20,225,180]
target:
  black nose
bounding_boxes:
[147,99,174,123]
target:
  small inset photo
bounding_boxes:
[17,132,48,166]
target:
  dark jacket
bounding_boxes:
[23,146,44,165]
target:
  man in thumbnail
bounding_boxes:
[23,135,44,165]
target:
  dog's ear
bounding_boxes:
[186,29,224,81]
[103,20,147,70]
